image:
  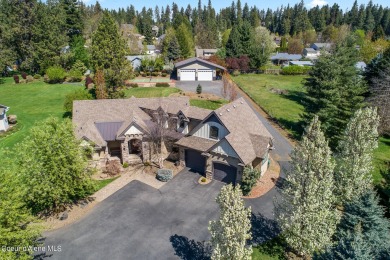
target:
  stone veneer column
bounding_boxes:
[121,135,131,163]
[179,147,185,166]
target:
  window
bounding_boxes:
[209,126,219,139]
[179,120,185,128]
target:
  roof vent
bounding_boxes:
[219,113,223,116]
[227,109,230,112]
[240,101,244,104]
[233,105,237,108]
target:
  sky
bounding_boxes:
[81,0,389,12]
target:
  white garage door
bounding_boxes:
[180,69,196,81]
[198,70,213,81]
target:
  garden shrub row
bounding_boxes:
[155,82,170,87]
[281,65,311,75]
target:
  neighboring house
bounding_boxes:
[0,104,10,132]
[152,25,159,36]
[133,33,145,40]
[146,45,157,55]
[270,53,302,65]
[302,48,320,59]
[274,36,281,47]
[73,97,273,184]
[310,42,332,51]
[195,48,218,59]
[288,61,314,66]
[126,56,143,70]
[175,57,226,81]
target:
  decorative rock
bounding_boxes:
[59,211,68,221]
[7,115,17,124]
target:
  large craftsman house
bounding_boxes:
[73,97,273,184]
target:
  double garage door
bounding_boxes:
[185,149,237,184]
[180,69,213,81]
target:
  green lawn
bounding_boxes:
[124,87,180,98]
[233,73,390,190]
[0,77,82,149]
[190,99,229,110]
[252,236,286,260]
[233,74,307,139]
[92,176,120,193]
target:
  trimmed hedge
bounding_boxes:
[155,82,170,87]
[156,169,173,182]
[241,166,261,195]
[45,66,66,84]
[281,65,311,75]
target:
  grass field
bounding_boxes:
[190,99,229,110]
[0,77,82,149]
[233,74,307,139]
[233,74,390,189]
[124,87,180,98]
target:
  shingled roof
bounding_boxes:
[212,98,273,164]
[73,97,211,147]
[175,57,226,70]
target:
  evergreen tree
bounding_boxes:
[61,0,84,40]
[176,23,194,58]
[70,35,90,67]
[335,190,390,259]
[226,25,242,57]
[209,184,252,260]
[91,12,132,92]
[16,117,95,214]
[275,116,339,257]
[94,69,108,99]
[335,108,379,204]
[303,40,367,149]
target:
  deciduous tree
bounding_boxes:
[275,116,339,257]
[209,184,252,260]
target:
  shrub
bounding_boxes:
[161,72,167,77]
[134,71,140,77]
[128,83,139,88]
[67,69,83,82]
[21,72,27,79]
[155,82,170,87]
[156,169,173,182]
[105,160,122,176]
[232,70,241,76]
[144,161,152,166]
[46,66,66,84]
[201,177,207,183]
[64,89,93,115]
[241,166,261,195]
[281,65,311,75]
[13,74,19,84]
[72,60,87,75]
[196,84,202,94]
[85,75,93,88]
[19,79,26,84]
[33,74,41,79]
[152,71,159,76]
[123,162,129,168]
[26,75,34,83]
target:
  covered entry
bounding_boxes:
[185,149,206,173]
[213,162,237,184]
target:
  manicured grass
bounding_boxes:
[190,99,229,110]
[124,87,180,98]
[0,77,83,149]
[233,74,307,139]
[92,176,120,193]
[373,136,390,184]
[252,236,286,260]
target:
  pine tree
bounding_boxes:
[275,116,339,257]
[335,190,390,259]
[225,25,242,57]
[209,184,252,260]
[61,0,84,40]
[303,40,367,149]
[91,11,132,92]
[335,108,379,203]
[16,117,95,214]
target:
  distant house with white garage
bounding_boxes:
[195,48,218,59]
[288,61,314,66]
[270,53,302,65]
[302,48,320,60]
[175,57,226,81]
[0,104,10,132]
[146,45,157,55]
[310,43,332,51]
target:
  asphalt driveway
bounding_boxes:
[37,168,280,260]
[175,81,224,97]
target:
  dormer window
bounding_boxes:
[209,126,219,139]
[179,120,185,128]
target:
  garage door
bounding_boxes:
[180,69,196,81]
[185,149,206,173]
[198,70,213,81]
[213,162,237,184]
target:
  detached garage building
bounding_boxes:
[175,57,226,81]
